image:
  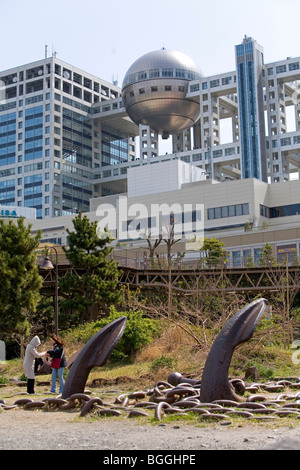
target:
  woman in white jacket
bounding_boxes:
[23,336,46,394]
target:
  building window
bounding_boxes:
[222,76,232,86]
[190,84,199,92]
[260,203,300,218]
[232,251,241,267]
[289,62,299,71]
[276,65,287,74]
[207,203,249,220]
[162,68,173,77]
[210,79,220,88]
[138,71,147,80]
[149,69,159,78]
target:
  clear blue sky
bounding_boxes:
[2,0,300,85]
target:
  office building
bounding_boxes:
[0,55,138,219]
[27,159,300,265]
[1,36,300,223]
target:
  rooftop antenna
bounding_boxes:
[45,44,48,59]
[52,45,58,58]
[112,74,118,86]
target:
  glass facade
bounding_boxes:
[0,56,126,220]
[62,108,94,216]
[101,125,129,166]
[236,41,260,180]
[0,112,16,167]
[24,174,43,217]
[0,178,15,205]
[24,106,43,161]
[62,174,92,216]
[62,108,93,168]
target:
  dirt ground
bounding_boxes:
[1,391,300,451]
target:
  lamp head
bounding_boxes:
[40,256,54,270]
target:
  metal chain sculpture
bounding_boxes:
[61,298,267,402]
[199,298,268,402]
[2,299,276,422]
[61,317,127,399]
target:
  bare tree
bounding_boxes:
[141,230,162,268]
[266,259,300,347]
[162,223,181,267]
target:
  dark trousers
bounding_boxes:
[27,379,35,394]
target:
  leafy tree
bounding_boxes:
[200,237,227,266]
[258,243,277,267]
[0,218,42,339]
[29,296,60,338]
[59,212,121,323]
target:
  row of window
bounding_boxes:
[0,63,117,100]
[267,62,300,75]
[122,67,202,88]
[117,210,203,239]
[0,112,16,168]
[260,203,300,218]
[124,85,185,101]
[53,63,116,98]
[0,95,99,217]
[230,244,300,267]
[2,76,117,106]
[207,203,249,220]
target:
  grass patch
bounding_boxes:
[150,355,176,373]
[1,323,299,393]
[230,343,300,379]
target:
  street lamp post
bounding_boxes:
[40,246,59,335]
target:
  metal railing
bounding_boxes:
[36,246,299,271]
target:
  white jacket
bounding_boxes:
[23,336,46,379]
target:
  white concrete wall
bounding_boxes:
[127,160,206,197]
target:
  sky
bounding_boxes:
[2,0,300,83]
[1,0,300,153]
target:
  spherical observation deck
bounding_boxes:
[121,49,202,139]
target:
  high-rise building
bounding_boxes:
[0,56,138,218]
[235,36,267,181]
[1,36,300,219]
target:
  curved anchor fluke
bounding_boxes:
[200,298,268,403]
[62,317,127,399]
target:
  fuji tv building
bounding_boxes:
[1,36,300,265]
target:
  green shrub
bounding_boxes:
[150,355,175,372]
[63,306,161,362]
[243,360,275,379]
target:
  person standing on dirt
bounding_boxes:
[23,336,46,394]
[46,335,67,394]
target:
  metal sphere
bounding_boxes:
[122,49,202,139]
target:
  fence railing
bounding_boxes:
[110,252,299,271]
[36,246,299,271]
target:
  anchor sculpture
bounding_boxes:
[61,299,267,403]
[199,298,268,403]
[62,317,127,399]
